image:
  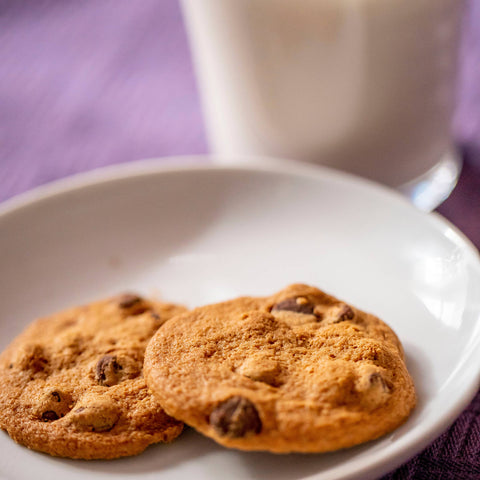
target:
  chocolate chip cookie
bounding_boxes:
[144,284,416,453]
[0,294,186,459]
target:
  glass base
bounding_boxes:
[398,149,462,212]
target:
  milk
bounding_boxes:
[182,0,464,187]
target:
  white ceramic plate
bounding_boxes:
[1,158,479,480]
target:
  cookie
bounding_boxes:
[0,294,186,459]
[144,284,416,453]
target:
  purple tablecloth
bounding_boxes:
[0,1,479,478]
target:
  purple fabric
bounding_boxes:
[0,1,479,478]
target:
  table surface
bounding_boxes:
[0,1,479,479]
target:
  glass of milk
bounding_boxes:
[182,0,465,210]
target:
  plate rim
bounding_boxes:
[0,155,479,480]
[1,155,478,261]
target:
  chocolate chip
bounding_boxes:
[209,396,262,438]
[336,304,355,322]
[95,355,122,386]
[35,389,73,420]
[271,298,315,315]
[114,293,149,315]
[116,293,142,309]
[51,391,61,402]
[42,410,59,422]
